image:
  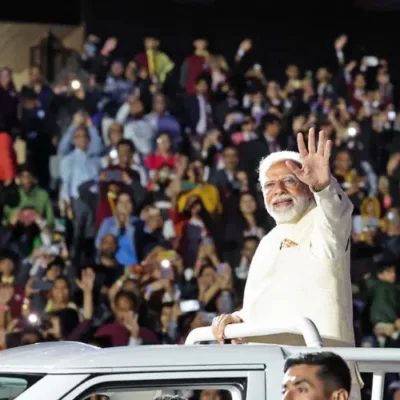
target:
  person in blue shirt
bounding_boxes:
[96,191,138,266]
[60,125,101,258]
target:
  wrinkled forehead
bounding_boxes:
[260,161,301,189]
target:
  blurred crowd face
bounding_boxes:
[111,61,124,77]
[130,98,145,117]
[114,294,136,325]
[116,193,133,217]
[354,73,366,90]
[263,161,312,224]
[266,81,281,99]
[200,390,221,400]
[334,151,352,173]
[196,79,208,96]
[286,64,299,80]
[265,120,281,138]
[194,39,208,51]
[153,94,167,114]
[0,68,12,88]
[51,278,69,305]
[73,127,90,151]
[239,193,257,215]
[242,238,258,263]
[378,266,396,284]
[222,147,239,171]
[156,134,171,154]
[108,123,124,145]
[117,142,134,167]
[29,66,43,84]
[100,234,118,258]
[144,37,159,50]
[187,161,205,184]
[20,171,35,191]
[0,257,14,277]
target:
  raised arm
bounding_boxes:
[286,128,353,260]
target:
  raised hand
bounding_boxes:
[76,268,96,293]
[123,311,139,338]
[286,128,332,192]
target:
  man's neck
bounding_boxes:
[100,256,117,267]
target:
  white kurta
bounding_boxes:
[235,177,361,398]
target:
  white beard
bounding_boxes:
[266,194,312,224]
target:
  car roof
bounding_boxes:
[0,342,285,374]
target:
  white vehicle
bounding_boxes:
[0,317,396,400]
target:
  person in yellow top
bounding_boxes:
[135,37,174,86]
[177,160,222,215]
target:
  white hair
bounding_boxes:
[258,150,302,188]
[258,151,315,224]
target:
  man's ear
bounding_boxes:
[331,388,349,400]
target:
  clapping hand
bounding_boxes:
[286,128,332,192]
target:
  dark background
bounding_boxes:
[1,0,400,82]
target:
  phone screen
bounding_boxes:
[180,300,201,313]
[105,170,123,182]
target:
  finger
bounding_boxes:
[308,127,316,154]
[296,132,308,158]
[324,140,332,165]
[285,160,303,179]
[216,316,227,344]
[317,130,326,155]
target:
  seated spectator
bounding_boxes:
[145,133,176,174]
[116,97,156,156]
[4,166,54,227]
[95,290,158,346]
[96,192,139,266]
[177,160,222,215]
[365,264,400,347]
[145,93,181,147]
[44,276,79,314]
[353,196,385,239]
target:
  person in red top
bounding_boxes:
[145,133,176,174]
[0,131,16,183]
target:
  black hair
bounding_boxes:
[376,264,395,274]
[115,290,139,313]
[48,257,65,270]
[243,235,260,245]
[283,352,351,395]
[117,138,135,152]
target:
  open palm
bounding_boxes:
[286,128,332,192]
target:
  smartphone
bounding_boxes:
[31,280,53,291]
[180,299,201,313]
[105,170,123,181]
[160,260,172,279]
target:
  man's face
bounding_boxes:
[109,123,123,144]
[188,161,204,183]
[316,68,330,82]
[144,38,158,50]
[153,94,166,114]
[262,161,311,224]
[378,267,396,284]
[223,148,239,170]
[20,171,34,191]
[111,62,124,77]
[130,99,144,116]
[118,144,133,165]
[335,152,352,172]
[283,365,329,400]
[266,121,281,138]
[286,65,299,80]
[116,193,133,216]
[354,74,366,90]
[29,67,42,83]
[100,234,118,257]
[196,80,208,95]
[73,128,89,150]
[194,39,208,50]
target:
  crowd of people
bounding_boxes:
[0,30,400,397]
